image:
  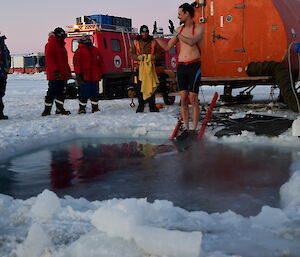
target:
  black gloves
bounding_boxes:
[152,21,158,38]
[168,20,174,34]
[53,71,60,80]
[168,20,178,37]
[76,74,83,85]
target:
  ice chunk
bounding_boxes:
[31,189,61,220]
[133,127,148,137]
[91,201,202,257]
[133,225,202,257]
[16,223,52,257]
[251,206,288,229]
[280,171,300,208]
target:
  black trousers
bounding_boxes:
[132,70,155,108]
[136,85,156,108]
[0,76,7,114]
[45,80,66,104]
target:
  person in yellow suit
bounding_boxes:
[129,25,161,113]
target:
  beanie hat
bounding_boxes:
[140,25,149,34]
[78,34,91,43]
[54,27,67,38]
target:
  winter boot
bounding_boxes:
[55,100,71,115]
[136,93,145,113]
[78,99,87,114]
[92,104,100,113]
[91,100,100,113]
[149,105,159,112]
[0,113,8,120]
[149,94,159,112]
[136,105,144,113]
[41,105,52,116]
[78,105,86,114]
[0,99,7,119]
[56,109,71,115]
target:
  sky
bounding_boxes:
[0,0,185,54]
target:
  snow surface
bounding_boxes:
[0,73,300,257]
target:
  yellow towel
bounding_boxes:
[138,54,159,100]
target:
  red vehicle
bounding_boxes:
[64,15,178,104]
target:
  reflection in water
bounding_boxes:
[175,143,291,214]
[50,141,164,189]
[0,139,293,216]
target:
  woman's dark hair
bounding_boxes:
[179,3,195,18]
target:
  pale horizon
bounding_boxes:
[1,0,186,54]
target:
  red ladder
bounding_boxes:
[197,92,218,141]
[170,92,219,141]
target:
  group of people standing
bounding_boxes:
[42,27,102,116]
[1,3,204,139]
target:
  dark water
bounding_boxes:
[0,138,292,216]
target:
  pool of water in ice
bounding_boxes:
[0,138,292,216]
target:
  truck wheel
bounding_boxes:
[247,61,299,112]
[163,93,175,105]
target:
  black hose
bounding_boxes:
[246,61,299,112]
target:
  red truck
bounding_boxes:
[64,15,178,104]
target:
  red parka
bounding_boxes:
[45,34,71,81]
[73,43,103,82]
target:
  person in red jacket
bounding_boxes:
[73,35,103,114]
[42,27,71,116]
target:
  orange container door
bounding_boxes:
[212,0,245,64]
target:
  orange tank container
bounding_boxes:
[193,0,300,78]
